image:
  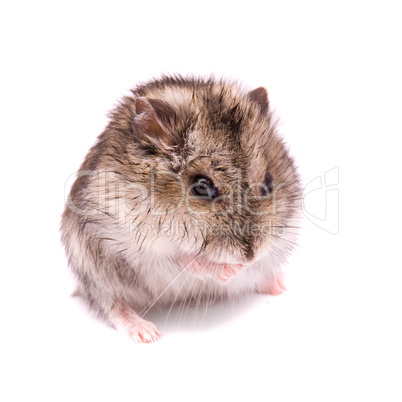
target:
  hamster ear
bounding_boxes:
[248,87,269,115]
[133,97,177,146]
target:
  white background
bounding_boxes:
[1,1,401,401]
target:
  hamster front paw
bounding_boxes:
[257,271,287,296]
[183,255,244,284]
[109,302,161,343]
[215,263,244,284]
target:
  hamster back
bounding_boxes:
[61,75,302,343]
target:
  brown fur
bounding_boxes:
[60,74,302,335]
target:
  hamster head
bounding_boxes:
[89,76,301,269]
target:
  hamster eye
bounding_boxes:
[261,171,274,195]
[191,176,219,200]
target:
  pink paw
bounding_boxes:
[125,318,161,343]
[216,263,244,284]
[182,254,244,284]
[110,302,161,343]
[259,272,287,295]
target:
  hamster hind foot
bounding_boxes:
[109,302,161,343]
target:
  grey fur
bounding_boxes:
[60,75,302,341]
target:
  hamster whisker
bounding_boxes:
[270,234,299,248]
[139,254,199,318]
[94,208,116,220]
[177,273,200,326]
[271,225,301,230]
[164,265,195,324]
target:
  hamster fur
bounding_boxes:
[61,75,302,342]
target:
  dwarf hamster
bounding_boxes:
[61,75,302,343]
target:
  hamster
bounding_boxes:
[61,75,302,343]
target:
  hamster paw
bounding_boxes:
[216,263,244,284]
[125,318,161,343]
[183,255,243,284]
[258,272,287,295]
[110,302,161,343]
